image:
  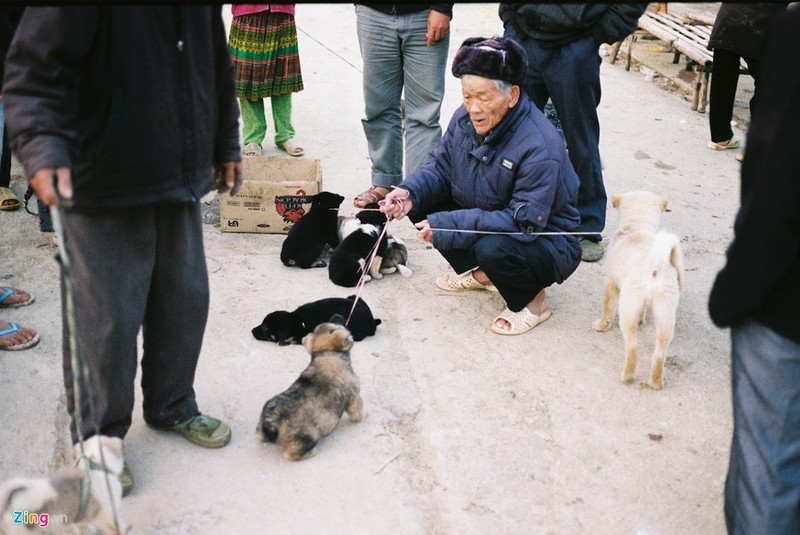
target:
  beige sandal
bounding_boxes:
[491,307,551,335]
[0,187,20,211]
[435,271,499,293]
[243,143,262,157]
[278,139,304,157]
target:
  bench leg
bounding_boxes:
[698,71,709,114]
[610,40,622,64]
[626,34,634,72]
[691,67,701,111]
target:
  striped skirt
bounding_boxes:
[229,11,304,99]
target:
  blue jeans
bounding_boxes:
[504,25,605,239]
[355,5,448,188]
[726,320,800,534]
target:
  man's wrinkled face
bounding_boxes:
[460,74,520,135]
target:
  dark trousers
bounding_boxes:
[709,48,761,143]
[411,200,559,311]
[60,203,208,443]
[504,25,606,240]
[1,126,10,188]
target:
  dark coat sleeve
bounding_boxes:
[708,9,800,336]
[3,7,100,177]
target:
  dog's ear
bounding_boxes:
[329,314,346,326]
[660,196,669,212]
[611,194,621,208]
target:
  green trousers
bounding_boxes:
[239,94,295,146]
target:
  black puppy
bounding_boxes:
[328,204,389,287]
[252,295,381,346]
[280,191,345,268]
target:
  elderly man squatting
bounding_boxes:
[380,36,582,335]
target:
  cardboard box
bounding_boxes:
[220,156,322,234]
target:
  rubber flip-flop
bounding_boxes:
[0,321,41,350]
[0,287,35,308]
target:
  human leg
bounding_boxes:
[356,5,404,193]
[545,37,606,241]
[471,235,560,334]
[725,321,800,534]
[399,9,448,175]
[139,203,207,428]
[708,48,741,146]
[272,93,303,156]
[59,208,151,442]
[239,97,267,152]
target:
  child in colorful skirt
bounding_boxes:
[229,4,305,157]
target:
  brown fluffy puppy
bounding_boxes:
[257,315,365,460]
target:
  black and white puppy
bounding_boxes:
[328,204,389,287]
[380,235,413,277]
[252,295,382,346]
[280,191,345,269]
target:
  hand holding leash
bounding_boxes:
[379,187,412,220]
[30,167,72,207]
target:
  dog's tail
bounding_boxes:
[648,231,685,292]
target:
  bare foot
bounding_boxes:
[472,269,496,288]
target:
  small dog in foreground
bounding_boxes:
[257,315,365,461]
[0,435,129,534]
[592,190,685,390]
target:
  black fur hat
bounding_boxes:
[451,36,528,86]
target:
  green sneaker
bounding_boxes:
[160,414,232,449]
[579,237,604,262]
[120,461,134,497]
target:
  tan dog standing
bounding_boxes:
[592,191,685,390]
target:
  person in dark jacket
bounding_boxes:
[3,6,242,495]
[705,3,787,153]
[0,6,23,210]
[381,36,581,336]
[352,3,453,209]
[708,7,800,533]
[498,3,648,262]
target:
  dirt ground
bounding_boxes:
[0,4,747,534]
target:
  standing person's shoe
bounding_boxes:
[707,137,740,151]
[0,187,20,211]
[579,238,604,262]
[153,414,232,448]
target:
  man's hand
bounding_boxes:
[30,167,72,206]
[379,187,413,220]
[213,161,243,196]
[415,219,433,243]
[426,10,450,46]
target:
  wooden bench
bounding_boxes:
[610,10,749,114]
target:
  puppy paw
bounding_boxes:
[591,319,611,332]
[350,411,367,423]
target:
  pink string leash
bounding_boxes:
[341,203,601,325]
